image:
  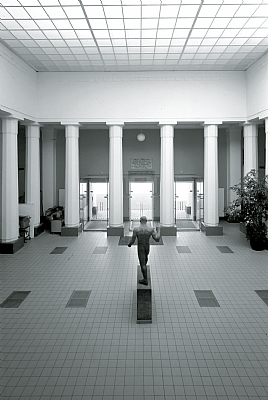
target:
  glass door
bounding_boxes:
[175,181,194,222]
[90,182,109,221]
[196,179,204,228]
[129,182,153,229]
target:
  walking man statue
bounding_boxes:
[128,216,160,285]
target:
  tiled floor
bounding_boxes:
[1,221,268,400]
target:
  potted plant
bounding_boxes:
[226,170,268,251]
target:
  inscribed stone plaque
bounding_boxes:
[131,158,152,170]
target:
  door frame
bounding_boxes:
[129,180,154,224]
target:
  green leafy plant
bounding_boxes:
[227,170,268,248]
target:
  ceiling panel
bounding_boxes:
[0,0,267,72]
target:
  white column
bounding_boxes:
[1,117,19,242]
[42,126,57,211]
[226,125,242,204]
[204,125,219,226]
[109,125,123,227]
[160,125,174,226]
[25,124,41,227]
[265,118,268,177]
[243,123,258,176]
[64,125,80,227]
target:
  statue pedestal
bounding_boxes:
[137,265,152,324]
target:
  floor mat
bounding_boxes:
[194,290,220,307]
[176,220,198,229]
[118,236,163,245]
[50,247,68,254]
[176,246,191,253]
[1,291,31,308]
[66,291,91,308]
[216,246,234,253]
[84,220,107,231]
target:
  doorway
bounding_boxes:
[129,181,153,229]
[84,181,109,230]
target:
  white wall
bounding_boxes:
[246,52,268,121]
[37,71,246,124]
[0,42,37,120]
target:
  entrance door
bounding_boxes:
[196,179,204,228]
[129,182,153,227]
[90,182,109,221]
[175,181,194,222]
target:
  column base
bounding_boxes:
[201,222,223,236]
[160,225,177,236]
[61,224,82,237]
[34,223,44,237]
[107,225,124,236]
[0,237,24,254]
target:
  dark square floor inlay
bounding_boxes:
[194,290,220,307]
[50,247,68,254]
[1,291,31,308]
[176,246,191,253]
[66,290,91,308]
[216,246,234,253]
[255,290,268,306]
[93,246,108,254]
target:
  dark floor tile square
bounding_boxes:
[66,290,91,308]
[50,247,68,254]
[216,246,234,253]
[255,290,268,306]
[1,291,31,308]
[176,246,191,253]
[194,290,220,307]
[93,246,108,254]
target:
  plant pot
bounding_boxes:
[249,238,266,251]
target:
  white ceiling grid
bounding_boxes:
[0,0,268,72]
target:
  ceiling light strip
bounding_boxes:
[78,0,105,70]
[176,0,204,68]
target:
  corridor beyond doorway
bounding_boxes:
[129,181,153,230]
[84,181,109,231]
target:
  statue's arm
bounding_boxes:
[128,229,137,247]
[152,226,160,242]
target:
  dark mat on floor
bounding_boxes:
[93,246,108,254]
[1,291,31,308]
[216,246,234,253]
[84,221,107,231]
[66,290,91,308]
[176,246,191,253]
[176,220,198,229]
[255,290,268,306]
[50,247,68,254]
[118,236,163,245]
[194,290,220,307]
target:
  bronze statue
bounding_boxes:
[128,216,160,285]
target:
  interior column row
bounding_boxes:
[1,118,267,246]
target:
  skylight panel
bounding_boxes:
[1,20,23,29]
[59,29,77,39]
[141,5,160,18]
[210,18,231,29]
[158,18,176,29]
[36,20,55,29]
[176,18,195,29]
[126,30,141,39]
[97,39,112,46]
[179,5,199,18]
[84,6,105,19]
[69,20,89,29]
[93,29,110,38]
[65,39,81,46]
[160,5,180,18]
[216,5,240,18]
[253,4,268,17]
[127,38,140,46]
[60,0,81,4]
[44,7,67,19]
[20,0,40,5]
[11,30,31,39]
[28,30,47,39]
[198,5,220,18]
[106,19,124,30]
[80,39,95,46]
[52,19,73,29]
[1,0,21,5]
[109,30,125,39]
[44,30,61,39]
[156,38,171,46]
[157,29,173,38]
[191,28,208,38]
[123,6,141,19]
[103,6,123,18]
[5,7,30,19]
[194,18,213,29]
[244,18,266,29]
[234,5,259,18]
[124,19,141,29]
[142,38,156,46]
[39,0,61,5]
[206,28,224,37]
[16,20,39,30]
[89,19,107,30]
[63,7,84,19]
[142,30,157,38]
[173,29,190,38]
[142,19,158,29]
[75,30,93,39]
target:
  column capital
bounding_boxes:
[160,125,174,138]
[204,124,218,137]
[106,121,124,127]
[1,117,18,134]
[109,125,123,138]
[61,122,81,127]
[243,123,258,138]
[203,120,222,126]
[25,124,41,139]
[65,124,79,138]
[158,120,177,127]
[42,126,57,141]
